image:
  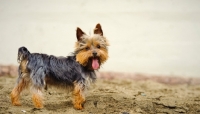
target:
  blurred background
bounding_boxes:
[0,0,200,77]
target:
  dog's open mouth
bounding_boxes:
[92,57,99,70]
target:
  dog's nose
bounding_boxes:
[93,52,97,57]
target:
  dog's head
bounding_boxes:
[75,23,109,70]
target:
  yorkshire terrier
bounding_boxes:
[10,23,109,110]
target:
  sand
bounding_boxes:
[0,75,200,114]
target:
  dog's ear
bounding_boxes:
[94,23,103,36]
[76,27,85,41]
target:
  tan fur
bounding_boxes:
[32,89,43,108]
[20,59,29,73]
[72,82,85,110]
[10,78,29,106]
[75,34,109,67]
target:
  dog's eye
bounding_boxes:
[97,45,100,49]
[85,47,89,50]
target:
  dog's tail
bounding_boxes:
[17,46,30,63]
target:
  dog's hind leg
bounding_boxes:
[31,87,43,108]
[72,82,85,110]
[10,73,29,106]
[30,67,46,108]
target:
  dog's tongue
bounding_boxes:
[92,58,99,70]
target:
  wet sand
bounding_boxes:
[1,74,200,114]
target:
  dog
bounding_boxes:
[10,23,109,110]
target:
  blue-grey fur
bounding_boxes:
[17,46,96,89]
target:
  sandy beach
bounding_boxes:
[0,73,200,114]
